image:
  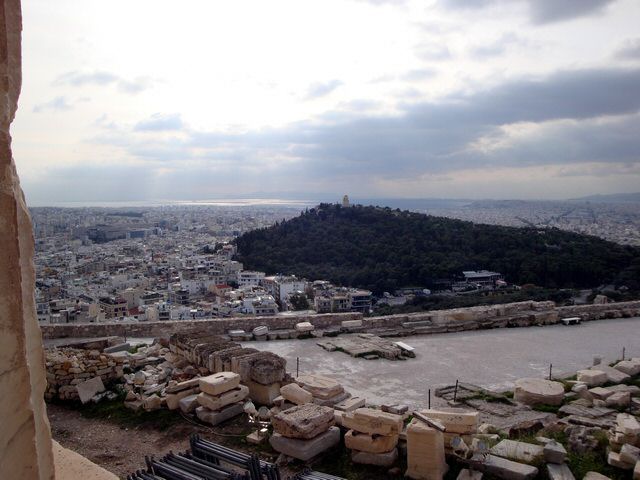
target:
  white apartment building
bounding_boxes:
[236,270,265,287]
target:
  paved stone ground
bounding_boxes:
[246,317,640,409]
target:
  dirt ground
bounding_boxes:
[47,402,408,480]
[47,402,290,479]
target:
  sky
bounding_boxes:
[13,0,640,205]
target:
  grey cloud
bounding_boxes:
[54,70,153,94]
[616,38,640,60]
[117,77,154,94]
[338,99,382,112]
[55,71,119,86]
[415,44,451,61]
[355,0,407,4]
[33,96,73,113]
[402,68,437,81]
[94,67,640,184]
[305,80,343,99]
[134,113,185,132]
[469,33,527,58]
[440,0,617,24]
[529,0,615,24]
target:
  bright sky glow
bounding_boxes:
[13,0,640,204]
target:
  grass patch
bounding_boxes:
[566,450,628,480]
[465,391,513,405]
[77,395,181,431]
[532,404,562,414]
[310,442,405,479]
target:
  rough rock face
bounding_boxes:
[296,374,344,399]
[271,404,335,439]
[0,1,56,477]
[342,408,403,436]
[514,378,565,406]
[238,352,286,385]
[345,430,399,454]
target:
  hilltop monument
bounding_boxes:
[342,195,350,207]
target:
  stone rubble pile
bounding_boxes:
[195,372,248,426]
[317,333,407,360]
[342,407,403,467]
[607,413,640,471]
[269,404,340,461]
[45,348,126,401]
[169,332,288,406]
[294,374,351,407]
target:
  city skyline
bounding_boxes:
[13,0,640,204]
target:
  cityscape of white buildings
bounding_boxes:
[31,205,373,324]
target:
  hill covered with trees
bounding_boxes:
[234,204,640,295]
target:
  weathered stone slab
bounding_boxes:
[252,326,268,337]
[618,413,640,435]
[179,394,199,413]
[475,454,538,480]
[420,408,479,434]
[514,378,564,406]
[583,472,611,480]
[608,451,634,469]
[335,396,366,412]
[589,387,614,400]
[546,463,575,480]
[342,320,363,328]
[269,426,340,461]
[351,448,398,467]
[103,343,130,353]
[606,391,631,408]
[238,351,286,385]
[280,383,313,405]
[199,371,240,396]
[558,404,613,418]
[313,390,351,407]
[76,376,105,404]
[345,430,399,454]
[166,387,198,410]
[620,444,640,465]
[457,469,482,480]
[591,365,630,384]
[490,440,544,464]
[382,404,409,415]
[197,385,249,411]
[543,441,567,464]
[245,378,281,405]
[295,322,314,332]
[166,377,201,394]
[296,374,344,399]
[577,370,607,387]
[342,408,403,435]
[195,403,244,426]
[634,461,640,480]
[614,359,640,376]
[271,404,335,439]
[142,394,162,411]
[405,419,447,480]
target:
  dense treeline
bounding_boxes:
[234,204,640,295]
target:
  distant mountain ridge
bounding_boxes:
[568,192,640,203]
[235,203,640,295]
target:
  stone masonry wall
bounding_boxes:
[40,300,640,340]
[0,0,56,478]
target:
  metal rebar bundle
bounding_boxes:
[292,469,347,480]
[190,434,281,480]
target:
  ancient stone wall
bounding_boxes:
[0,0,56,477]
[40,300,640,340]
[40,312,363,339]
[45,349,126,401]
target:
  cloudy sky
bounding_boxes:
[13,0,640,205]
